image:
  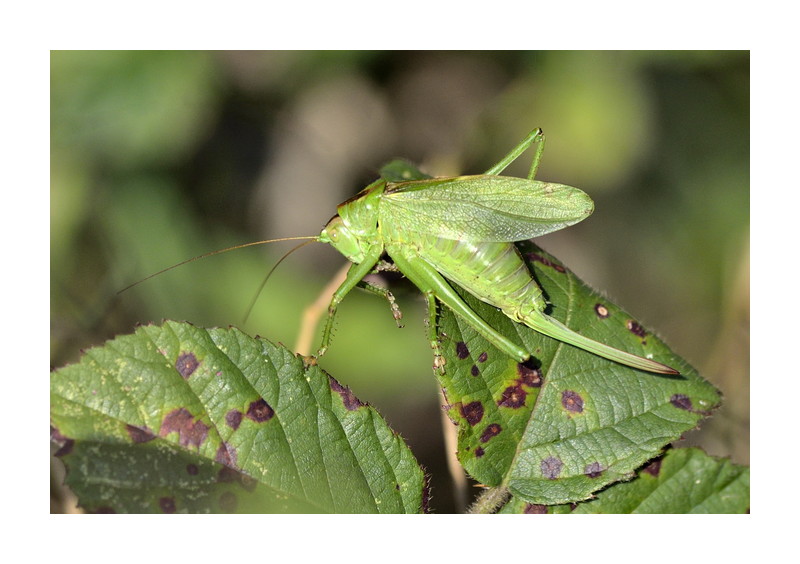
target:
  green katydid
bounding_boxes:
[125,128,677,375]
[315,128,678,375]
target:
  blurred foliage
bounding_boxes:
[51,50,749,513]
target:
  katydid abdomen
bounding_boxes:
[383,226,677,374]
[385,229,542,310]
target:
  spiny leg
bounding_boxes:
[526,130,545,180]
[483,128,545,177]
[356,279,404,328]
[372,259,400,274]
[425,292,446,372]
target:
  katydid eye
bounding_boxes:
[323,216,345,241]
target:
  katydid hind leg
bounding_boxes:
[483,128,545,177]
[387,248,530,363]
[523,311,679,375]
[526,130,545,180]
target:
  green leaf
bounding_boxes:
[437,242,721,505]
[379,158,431,182]
[50,321,426,513]
[498,448,749,513]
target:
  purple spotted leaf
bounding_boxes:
[437,242,721,506]
[50,321,426,513]
[498,447,749,513]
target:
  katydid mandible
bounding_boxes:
[317,128,678,375]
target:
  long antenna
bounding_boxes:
[242,239,317,324]
[117,236,319,294]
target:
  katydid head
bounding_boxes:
[319,215,370,264]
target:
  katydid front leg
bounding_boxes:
[318,244,384,357]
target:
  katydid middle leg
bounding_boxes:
[424,292,446,371]
[356,279,404,328]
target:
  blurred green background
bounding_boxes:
[51,50,749,513]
